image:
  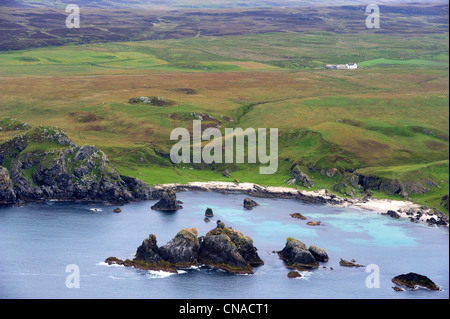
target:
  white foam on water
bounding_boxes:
[146,270,178,279]
[97,261,123,267]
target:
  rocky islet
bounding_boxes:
[392,272,440,291]
[277,237,326,270]
[150,188,183,211]
[106,221,263,275]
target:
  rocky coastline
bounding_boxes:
[1,126,447,228]
[0,126,160,206]
[153,181,449,228]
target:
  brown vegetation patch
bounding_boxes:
[425,140,448,151]
[68,111,104,123]
[1,4,448,51]
[170,88,198,95]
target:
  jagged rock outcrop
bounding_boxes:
[198,221,263,274]
[205,207,214,217]
[0,117,31,132]
[132,234,178,272]
[205,222,264,267]
[313,166,441,202]
[0,126,158,205]
[198,233,253,274]
[392,272,440,291]
[107,223,262,275]
[105,233,178,273]
[135,234,162,263]
[243,197,259,210]
[321,167,338,178]
[159,228,200,267]
[308,245,329,262]
[278,237,320,270]
[151,188,182,211]
[382,210,401,219]
[441,194,449,211]
[0,166,16,204]
[358,174,438,199]
[289,166,315,188]
[331,172,362,197]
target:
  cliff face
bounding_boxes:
[0,126,158,205]
[0,166,16,204]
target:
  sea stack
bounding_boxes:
[278,237,324,270]
[205,207,214,217]
[243,197,259,210]
[151,188,183,211]
[198,222,264,274]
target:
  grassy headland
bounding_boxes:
[0,6,448,213]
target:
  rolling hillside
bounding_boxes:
[0,3,448,213]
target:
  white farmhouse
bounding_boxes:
[325,63,358,70]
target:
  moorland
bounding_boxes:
[0,2,448,213]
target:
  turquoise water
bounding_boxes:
[0,192,448,299]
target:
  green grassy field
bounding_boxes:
[0,31,448,213]
[1,32,448,76]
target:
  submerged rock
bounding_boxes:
[104,256,177,273]
[151,188,183,211]
[392,272,440,291]
[104,256,124,266]
[243,197,259,210]
[278,237,319,270]
[339,258,364,267]
[287,271,302,278]
[290,213,307,220]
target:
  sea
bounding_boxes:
[0,191,448,299]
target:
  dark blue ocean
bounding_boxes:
[0,192,448,299]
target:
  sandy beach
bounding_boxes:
[154,181,449,227]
